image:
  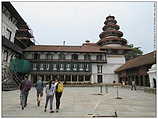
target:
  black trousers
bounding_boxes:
[20,91,29,107]
[55,92,62,109]
[131,85,136,90]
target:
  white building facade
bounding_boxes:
[2,2,35,85]
[24,16,131,84]
[148,64,157,88]
[2,3,19,66]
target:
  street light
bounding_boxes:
[115,83,122,99]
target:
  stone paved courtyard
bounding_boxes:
[2,86,156,118]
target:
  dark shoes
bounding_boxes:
[24,104,27,107]
[56,109,59,112]
[22,107,24,110]
[37,101,40,107]
[44,108,59,113]
[50,110,54,113]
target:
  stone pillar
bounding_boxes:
[44,74,46,81]
[28,74,31,81]
[71,75,72,83]
[134,75,137,85]
[64,75,66,83]
[30,74,33,82]
[77,75,79,83]
[138,76,141,86]
[91,74,94,84]
[142,75,145,86]
[83,75,85,83]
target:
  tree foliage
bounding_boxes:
[125,44,143,61]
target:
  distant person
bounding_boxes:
[20,75,32,110]
[44,80,56,113]
[122,81,125,85]
[131,80,136,90]
[122,80,125,87]
[113,80,116,87]
[35,77,44,106]
[55,80,64,112]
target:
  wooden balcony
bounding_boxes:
[26,59,107,63]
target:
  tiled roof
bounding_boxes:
[24,45,105,53]
[115,51,156,72]
[97,36,126,44]
[82,43,98,46]
[100,45,132,50]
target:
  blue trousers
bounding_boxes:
[45,94,54,110]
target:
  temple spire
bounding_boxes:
[97,15,127,46]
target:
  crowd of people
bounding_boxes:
[19,75,64,113]
[113,79,137,90]
[19,74,137,113]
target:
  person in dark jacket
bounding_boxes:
[20,75,32,110]
[35,76,44,106]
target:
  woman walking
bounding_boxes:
[55,80,64,112]
[44,80,56,113]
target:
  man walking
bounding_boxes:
[35,76,44,106]
[55,80,64,112]
[131,80,136,90]
[20,74,32,110]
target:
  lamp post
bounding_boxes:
[100,84,103,94]
[115,83,122,99]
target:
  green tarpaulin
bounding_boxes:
[9,59,32,73]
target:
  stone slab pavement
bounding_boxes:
[2,86,156,118]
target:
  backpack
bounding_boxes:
[56,82,64,93]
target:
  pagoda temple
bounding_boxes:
[97,15,131,55]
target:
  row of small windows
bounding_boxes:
[32,54,104,61]
[33,63,90,72]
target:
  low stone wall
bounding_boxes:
[64,83,121,87]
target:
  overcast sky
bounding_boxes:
[11,1,156,54]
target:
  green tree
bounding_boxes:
[125,44,143,61]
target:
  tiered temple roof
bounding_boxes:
[97,16,130,51]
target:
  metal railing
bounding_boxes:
[2,64,22,90]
